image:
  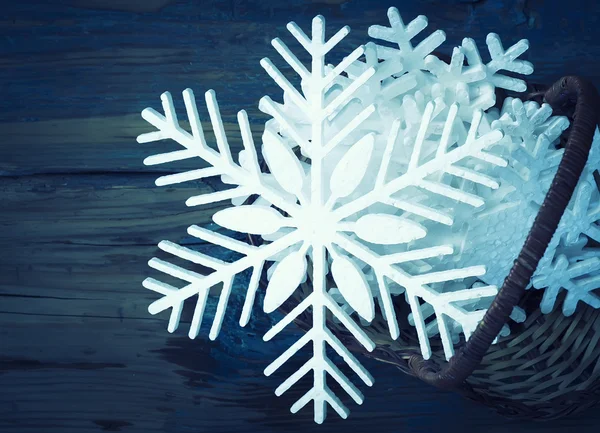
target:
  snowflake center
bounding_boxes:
[297,206,338,243]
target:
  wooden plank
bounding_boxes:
[67,0,176,13]
[0,316,289,433]
[0,173,233,294]
[3,316,600,433]
[0,173,222,245]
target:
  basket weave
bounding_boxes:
[287,276,600,420]
[250,75,600,420]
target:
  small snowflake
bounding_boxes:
[490,98,569,206]
[532,254,600,316]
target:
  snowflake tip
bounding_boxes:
[387,6,402,22]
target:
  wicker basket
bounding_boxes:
[289,269,600,420]
[251,75,600,420]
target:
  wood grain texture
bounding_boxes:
[1,0,600,432]
[2,0,599,175]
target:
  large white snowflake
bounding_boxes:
[136,15,514,423]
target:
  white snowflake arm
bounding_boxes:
[138,89,301,217]
[258,19,376,159]
[263,244,376,423]
[145,225,304,337]
[333,102,506,223]
[461,34,534,92]
[331,231,497,360]
[368,7,446,72]
[425,47,486,85]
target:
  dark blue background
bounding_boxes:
[1,1,599,432]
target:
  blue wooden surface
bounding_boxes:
[1,0,600,432]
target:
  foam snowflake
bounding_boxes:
[532,254,600,315]
[137,15,516,423]
[366,7,533,119]
[368,7,446,79]
[489,98,569,207]
[450,95,600,315]
[529,133,600,314]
